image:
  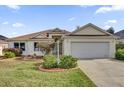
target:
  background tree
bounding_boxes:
[106,27,115,34]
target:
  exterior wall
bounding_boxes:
[74,26,106,35]
[8,41,44,56]
[116,39,124,44]
[26,41,44,56]
[63,36,116,58]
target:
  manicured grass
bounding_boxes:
[0,58,96,87]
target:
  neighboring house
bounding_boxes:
[0,35,8,40]
[0,35,8,56]
[114,30,124,44]
[8,23,117,59]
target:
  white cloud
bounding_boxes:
[12,23,25,28]
[2,21,9,25]
[12,32,18,35]
[104,25,111,29]
[10,32,18,37]
[105,20,117,24]
[7,32,19,38]
[95,5,124,14]
[104,19,117,29]
[68,17,75,21]
[6,5,20,10]
[79,5,95,8]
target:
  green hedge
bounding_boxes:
[4,52,16,58]
[115,49,124,60]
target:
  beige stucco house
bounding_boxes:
[8,23,117,59]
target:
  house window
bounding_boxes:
[34,42,41,51]
[14,43,19,48]
[20,43,25,51]
[14,42,25,51]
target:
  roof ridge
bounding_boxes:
[9,29,52,39]
[115,29,124,34]
[8,28,70,41]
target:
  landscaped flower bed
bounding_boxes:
[0,56,6,60]
[39,65,65,72]
[39,55,78,72]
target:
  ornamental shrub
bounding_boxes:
[3,48,22,56]
[4,52,15,58]
[42,55,57,69]
[58,55,77,69]
[116,43,124,50]
[115,49,124,60]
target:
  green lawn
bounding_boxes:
[0,58,96,87]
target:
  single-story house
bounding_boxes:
[114,30,124,44]
[8,23,117,59]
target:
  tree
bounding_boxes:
[37,42,55,55]
[106,27,115,34]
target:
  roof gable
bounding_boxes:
[70,23,112,36]
[31,33,48,39]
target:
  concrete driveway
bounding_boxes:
[78,59,124,87]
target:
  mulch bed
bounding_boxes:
[39,65,66,72]
[15,56,43,62]
[0,56,7,60]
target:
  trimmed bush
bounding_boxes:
[59,55,77,69]
[116,43,124,50]
[42,55,57,69]
[115,49,124,60]
[3,48,22,56]
[4,52,16,58]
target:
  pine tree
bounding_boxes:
[106,27,115,34]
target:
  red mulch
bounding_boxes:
[39,65,66,72]
[0,56,7,60]
[15,56,43,62]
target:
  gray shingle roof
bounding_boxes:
[114,30,124,39]
[8,28,70,41]
[0,35,8,40]
[0,35,8,44]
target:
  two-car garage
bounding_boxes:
[63,23,116,59]
[71,42,110,59]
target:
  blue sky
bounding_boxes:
[0,5,124,37]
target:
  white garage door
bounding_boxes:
[71,42,109,59]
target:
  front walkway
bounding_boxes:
[78,59,124,87]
